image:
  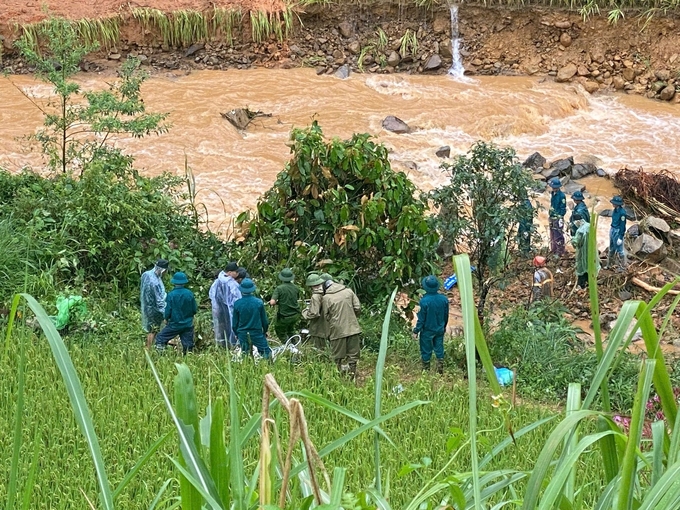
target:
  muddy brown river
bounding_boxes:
[2,68,679,234]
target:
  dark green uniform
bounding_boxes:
[271,282,301,341]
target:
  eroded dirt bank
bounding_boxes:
[1,3,680,103]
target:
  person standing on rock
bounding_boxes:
[232,278,271,359]
[549,179,567,257]
[322,276,362,380]
[569,191,590,236]
[155,272,198,355]
[140,259,169,349]
[301,273,329,350]
[413,275,449,374]
[608,195,629,270]
[517,198,534,257]
[269,268,301,342]
[531,256,554,302]
[571,213,600,289]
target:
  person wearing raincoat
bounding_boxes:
[548,179,567,257]
[608,196,629,270]
[140,259,168,349]
[232,278,271,359]
[571,213,600,289]
[208,262,242,348]
[301,273,329,350]
[569,191,590,236]
[413,276,449,374]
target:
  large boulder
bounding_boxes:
[631,234,667,263]
[640,216,671,242]
[549,156,574,176]
[541,167,560,180]
[571,163,597,179]
[387,51,401,67]
[523,151,546,171]
[659,85,676,101]
[382,115,411,134]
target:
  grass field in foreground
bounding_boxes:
[0,318,606,509]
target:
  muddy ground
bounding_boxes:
[1,3,680,102]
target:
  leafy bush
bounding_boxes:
[236,122,439,300]
[490,301,641,412]
[0,160,229,296]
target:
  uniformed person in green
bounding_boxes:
[322,278,362,380]
[269,268,301,341]
[301,273,329,350]
[233,278,271,358]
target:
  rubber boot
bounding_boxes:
[348,363,357,383]
[435,359,444,375]
[421,360,431,371]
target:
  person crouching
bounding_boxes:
[232,278,272,359]
[413,276,449,374]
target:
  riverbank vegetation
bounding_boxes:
[4,18,680,508]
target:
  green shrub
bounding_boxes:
[236,122,439,301]
[490,301,641,412]
[0,160,229,296]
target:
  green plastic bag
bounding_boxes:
[50,295,88,330]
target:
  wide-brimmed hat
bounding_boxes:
[279,268,295,282]
[240,278,256,294]
[610,195,623,206]
[533,256,546,268]
[156,259,169,269]
[422,275,440,292]
[306,273,324,287]
[572,191,584,201]
[320,272,333,282]
[225,262,238,272]
[171,272,189,285]
[549,179,562,189]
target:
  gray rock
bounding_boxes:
[670,229,680,248]
[556,63,577,82]
[387,51,401,67]
[627,224,640,238]
[435,146,451,158]
[338,22,354,38]
[659,85,676,101]
[523,151,546,171]
[563,181,585,195]
[382,115,411,134]
[641,216,671,243]
[655,69,671,81]
[596,168,607,177]
[424,54,442,71]
[541,167,560,180]
[108,53,121,61]
[315,66,326,75]
[632,234,667,263]
[289,44,305,56]
[549,156,574,176]
[184,43,205,57]
[571,163,597,179]
[334,65,350,79]
[619,290,632,301]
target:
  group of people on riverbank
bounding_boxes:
[140,262,374,379]
[530,178,632,302]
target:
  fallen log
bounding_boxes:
[221,107,272,130]
[631,277,680,296]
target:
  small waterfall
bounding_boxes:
[447,4,465,79]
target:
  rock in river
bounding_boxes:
[382,116,411,134]
[334,65,350,79]
[436,146,451,158]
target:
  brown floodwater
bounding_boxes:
[2,68,679,236]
